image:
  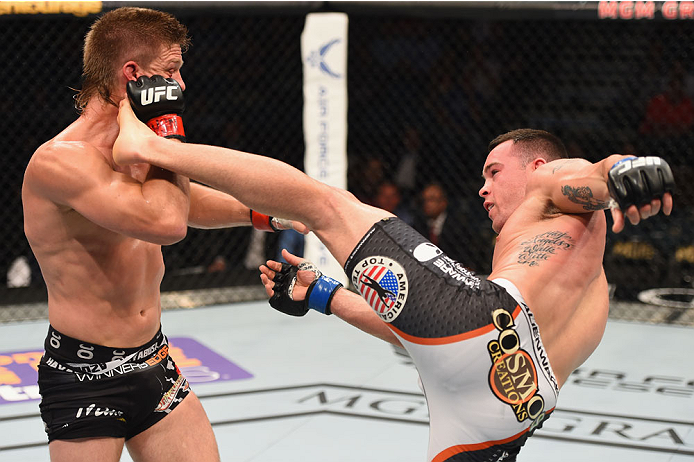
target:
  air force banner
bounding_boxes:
[301,13,349,284]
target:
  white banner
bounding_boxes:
[301,12,349,285]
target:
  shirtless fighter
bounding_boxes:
[112,97,674,461]
[22,7,302,462]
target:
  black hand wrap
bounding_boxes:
[607,156,675,209]
[127,75,186,142]
[269,262,342,317]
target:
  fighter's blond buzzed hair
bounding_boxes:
[75,7,190,112]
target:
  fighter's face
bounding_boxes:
[140,43,186,91]
[479,140,530,233]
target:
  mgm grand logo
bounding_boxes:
[487,308,545,425]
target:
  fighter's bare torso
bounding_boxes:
[23,113,165,348]
[489,177,609,388]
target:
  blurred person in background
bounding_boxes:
[640,61,694,137]
[412,182,480,268]
[394,125,424,200]
[413,183,455,251]
[373,181,415,226]
[348,155,385,204]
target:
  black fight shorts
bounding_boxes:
[38,325,190,441]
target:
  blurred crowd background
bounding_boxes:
[2,2,694,321]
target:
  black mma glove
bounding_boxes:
[250,210,292,232]
[126,75,186,142]
[269,261,343,316]
[607,156,675,210]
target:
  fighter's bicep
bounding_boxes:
[530,159,593,193]
[26,143,150,230]
[530,159,610,214]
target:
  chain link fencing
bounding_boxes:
[2,2,693,325]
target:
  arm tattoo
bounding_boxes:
[518,231,575,267]
[561,185,610,211]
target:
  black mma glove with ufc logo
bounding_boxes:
[127,75,186,142]
[607,156,675,210]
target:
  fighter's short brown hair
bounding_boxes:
[75,7,190,112]
[488,129,569,166]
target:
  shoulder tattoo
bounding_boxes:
[561,185,610,211]
[518,231,575,267]
[551,159,579,174]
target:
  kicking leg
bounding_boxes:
[114,99,391,265]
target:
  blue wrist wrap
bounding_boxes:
[610,156,638,170]
[307,276,343,315]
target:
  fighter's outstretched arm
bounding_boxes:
[260,249,402,347]
[529,155,674,233]
[114,99,390,265]
[188,182,253,229]
[188,182,308,234]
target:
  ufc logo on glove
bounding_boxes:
[612,156,662,175]
[140,85,179,105]
[127,75,186,142]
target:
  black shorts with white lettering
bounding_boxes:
[38,325,190,441]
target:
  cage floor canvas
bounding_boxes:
[0,301,692,461]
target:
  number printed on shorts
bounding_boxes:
[49,331,61,349]
[77,344,94,360]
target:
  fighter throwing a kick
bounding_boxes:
[113,91,674,461]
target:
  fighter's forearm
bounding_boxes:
[188,182,251,229]
[546,155,627,213]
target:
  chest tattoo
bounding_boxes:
[518,231,575,267]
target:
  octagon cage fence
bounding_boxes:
[1,1,693,326]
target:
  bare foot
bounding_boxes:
[113,98,156,166]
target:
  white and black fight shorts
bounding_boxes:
[344,217,559,462]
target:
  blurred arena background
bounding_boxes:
[1,0,693,326]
